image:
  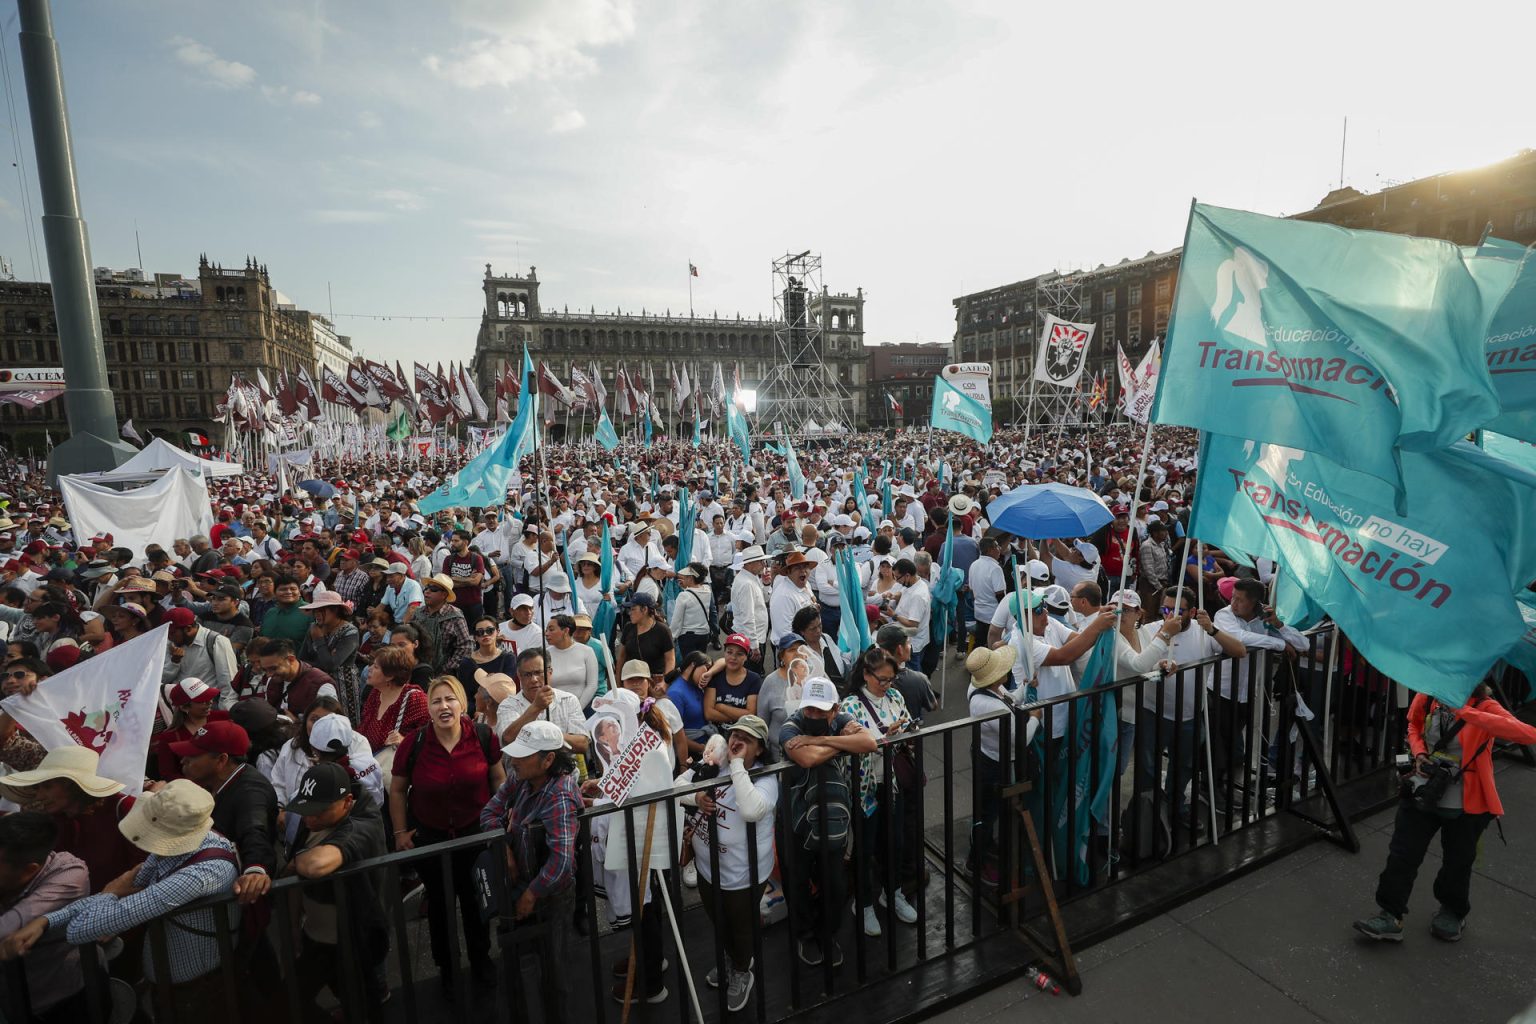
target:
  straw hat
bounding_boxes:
[425,573,456,594]
[118,778,216,857]
[0,746,124,801]
[965,645,1017,690]
[473,668,518,706]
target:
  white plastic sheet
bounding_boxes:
[59,467,214,557]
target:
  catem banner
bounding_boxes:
[0,367,65,408]
[941,362,993,410]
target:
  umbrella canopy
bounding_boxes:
[297,479,337,499]
[986,482,1112,540]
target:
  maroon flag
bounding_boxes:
[294,366,323,422]
[321,365,361,412]
[275,370,300,418]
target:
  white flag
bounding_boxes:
[121,419,144,445]
[1125,340,1161,424]
[1032,314,1095,390]
[1,625,169,795]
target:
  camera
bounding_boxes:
[1394,752,1412,770]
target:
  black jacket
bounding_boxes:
[211,764,279,875]
[288,789,389,948]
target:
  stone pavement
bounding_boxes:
[930,757,1536,1024]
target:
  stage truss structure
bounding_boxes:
[756,250,854,435]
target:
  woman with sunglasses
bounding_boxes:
[0,658,50,772]
[456,617,515,712]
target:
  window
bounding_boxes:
[228,343,244,361]
[181,397,200,416]
[185,316,199,336]
[1128,283,1142,306]
[15,339,33,359]
[108,316,123,335]
[143,369,161,389]
[128,315,142,335]
[177,341,194,361]
[1154,304,1170,333]
[167,317,180,336]
[1515,208,1536,233]
[3,312,16,332]
[1102,289,1116,312]
[1155,278,1171,301]
[180,370,197,389]
[1128,309,1142,344]
[1101,313,1116,339]
[147,315,161,335]
[225,315,240,333]
[144,395,164,416]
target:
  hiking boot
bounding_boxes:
[1430,907,1465,942]
[706,957,752,988]
[861,904,882,937]
[726,968,755,1013]
[1353,910,1404,942]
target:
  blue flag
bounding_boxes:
[930,517,963,645]
[854,459,873,527]
[835,549,871,660]
[1478,239,1536,442]
[693,414,703,447]
[643,405,653,448]
[595,408,619,451]
[560,532,583,616]
[1480,430,1536,476]
[1051,626,1119,887]
[592,521,617,643]
[419,345,536,513]
[930,376,993,443]
[1502,589,1536,687]
[1189,432,1536,707]
[1152,204,1518,504]
[783,435,806,500]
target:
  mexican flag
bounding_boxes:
[185,430,211,448]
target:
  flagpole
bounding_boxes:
[688,261,694,319]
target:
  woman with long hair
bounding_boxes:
[457,616,515,711]
[389,624,436,689]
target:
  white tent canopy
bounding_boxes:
[59,468,214,557]
[99,437,243,479]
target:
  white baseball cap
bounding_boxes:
[309,713,354,755]
[506,719,571,758]
[800,677,840,711]
[1024,558,1050,583]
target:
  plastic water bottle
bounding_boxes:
[1025,966,1061,995]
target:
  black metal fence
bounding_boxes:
[2,625,1427,1024]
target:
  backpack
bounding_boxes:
[788,751,853,849]
[403,720,497,779]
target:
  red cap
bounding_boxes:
[168,720,249,758]
[46,646,81,672]
[724,633,752,652]
[164,607,197,628]
[350,530,370,545]
[23,541,46,555]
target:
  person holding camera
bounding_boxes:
[1354,683,1536,942]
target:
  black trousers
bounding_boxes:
[416,827,492,972]
[785,836,847,941]
[1374,801,1493,919]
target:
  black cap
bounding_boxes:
[285,763,352,816]
[215,584,244,601]
[229,697,278,733]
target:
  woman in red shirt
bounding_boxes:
[150,678,228,781]
[357,646,429,754]
[389,676,505,992]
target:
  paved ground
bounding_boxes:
[931,757,1536,1024]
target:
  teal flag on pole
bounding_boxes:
[1478,239,1536,442]
[930,376,993,443]
[594,408,619,451]
[419,345,536,513]
[1479,429,1536,475]
[727,402,751,466]
[1190,431,1536,707]
[1153,204,1518,505]
[783,435,806,500]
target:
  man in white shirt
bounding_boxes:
[472,511,513,616]
[730,546,770,672]
[892,556,931,672]
[1047,539,1098,593]
[768,551,816,649]
[498,594,545,656]
[1134,588,1246,821]
[968,537,1006,654]
[1008,592,1115,739]
[696,492,725,532]
[497,648,589,755]
[1209,578,1306,797]
[617,522,663,582]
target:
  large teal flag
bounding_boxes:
[1503,589,1536,687]
[591,521,617,642]
[1189,432,1536,707]
[594,408,619,451]
[1153,204,1518,504]
[419,345,535,513]
[727,402,751,466]
[783,435,806,500]
[930,376,993,443]
[1052,626,1118,887]
[1480,430,1536,475]
[1478,239,1536,442]
[834,549,871,660]
[930,517,963,645]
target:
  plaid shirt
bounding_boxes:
[479,772,581,898]
[46,832,238,984]
[330,567,371,608]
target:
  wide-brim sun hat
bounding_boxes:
[118,778,215,857]
[0,745,124,801]
[965,644,1017,689]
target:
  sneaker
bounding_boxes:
[861,904,882,937]
[611,980,668,1005]
[797,935,824,966]
[706,957,752,988]
[825,938,844,967]
[980,862,1000,886]
[1430,907,1465,942]
[1352,911,1404,942]
[682,861,698,888]
[726,968,755,1013]
[891,890,918,925]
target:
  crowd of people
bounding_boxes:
[0,420,1513,1020]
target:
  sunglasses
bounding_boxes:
[3,670,32,681]
[474,627,497,636]
[424,584,446,593]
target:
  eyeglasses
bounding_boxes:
[3,670,32,681]
[424,584,446,593]
[474,627,497,636]
[868,672,897,684]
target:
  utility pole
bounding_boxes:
[18,0,133,481]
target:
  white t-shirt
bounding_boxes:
[495,688,587,744]
[691,765,778,890]
[895,577,931,653]
[1017,634,1075,739]
[498,620,544,658]
[967,556,1005,626]
[1050,557,1096,592]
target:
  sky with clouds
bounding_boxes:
[0,0,1528,366]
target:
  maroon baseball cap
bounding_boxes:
[164,607,197,628]
[168,720,249,758]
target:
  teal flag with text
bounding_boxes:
[1189,432,1536,707]
[930,376,993,443]
[594,408,619,451]
[1153,204,1518,505]
[1477,238,1536,442]
[419,345,536,513]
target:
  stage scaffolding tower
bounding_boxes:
[756,250,853,436]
